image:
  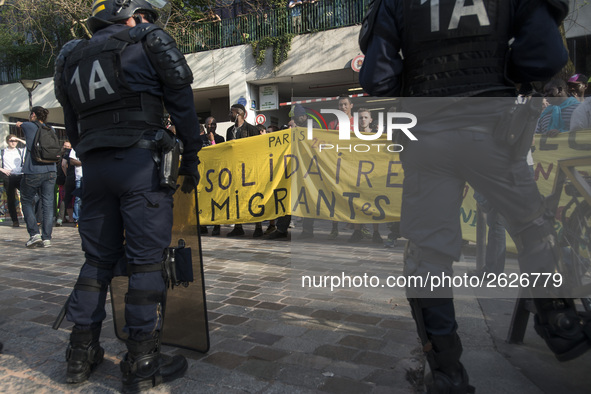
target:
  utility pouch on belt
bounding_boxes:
[493,97,540,160]
[155,130,184,189]
[163,239,194,290]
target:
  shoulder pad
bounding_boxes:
[143,28,193,89]
[359,0,382,54]
[54,39,83,105]
[127,23,160,42]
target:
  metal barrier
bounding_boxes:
[0,0,368,84]
[0,62,53,86]
[175,0,369,54]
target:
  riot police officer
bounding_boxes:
[54,0,201,391]
[360,0,590,392]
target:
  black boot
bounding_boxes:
[120,335,188,393]
[66,326,104,383]
[425,333,475,394]
[534,298,591,361]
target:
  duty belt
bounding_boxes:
[78,111,163,132]
[132,139,158,151]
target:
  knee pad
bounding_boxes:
[74,277,109,294]
[125,261,167,338]
[405,242,455,299]
[404,242,455,274]
[79,259,116,285]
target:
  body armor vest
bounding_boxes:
[402,0,513,97]
[62,29,164,153]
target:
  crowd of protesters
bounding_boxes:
[2,75,590,251]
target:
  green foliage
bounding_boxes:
[0,1,80,82]
[252,34,294,67]
[170,0,209,22]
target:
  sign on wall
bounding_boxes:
[259,85,279,111]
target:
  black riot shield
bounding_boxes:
[110,175,209,352]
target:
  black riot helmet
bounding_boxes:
[87,0,171,33]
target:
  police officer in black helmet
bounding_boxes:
[360,0,590,393]
[54,0,201,391]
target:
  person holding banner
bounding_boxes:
[536,78,580,136]
[349,108,383,243]
[204,116,225,236]
[567,73,588,102]
[360,0,590,392]
[225,103,264,237]
[267,104,318,240]
[205,116,225,145]
[570,96,591,132]
[226,103,259,141]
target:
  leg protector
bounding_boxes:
[404,242,455,299]
[533,298,591,361]
[425,333,475,394]
[408,298,474,394]
[66,326,104,384]
[120,333,188,393]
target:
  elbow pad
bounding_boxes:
[141,27,194,89]
[54,39,83,105]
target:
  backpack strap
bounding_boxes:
[18,147,24,167]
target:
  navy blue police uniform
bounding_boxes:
[360,0,590,391]
[54,12,201,389]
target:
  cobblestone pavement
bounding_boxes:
[0,221,423,393]
[0,220,589,393]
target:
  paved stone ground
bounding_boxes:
[0,220,589,393]
[0,221,423,393]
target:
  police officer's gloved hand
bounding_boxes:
[180,175,198,194]
[179,160,199,194]
[179,159,198,177]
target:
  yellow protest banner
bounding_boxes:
[289,127,403,223]
[197,128,403,225]
[459,129,591,249]
[198,130,292,225]
[197,127,591,250]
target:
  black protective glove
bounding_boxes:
[180,173,199,194]
[178,157,199,193]
[178,158,198,176]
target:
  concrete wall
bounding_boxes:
[185,25,362,105]
[566,0,591,39]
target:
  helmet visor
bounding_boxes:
[145,0,171,28]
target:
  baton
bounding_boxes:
[52,293,71,330]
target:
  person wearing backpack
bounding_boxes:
[15,106,57,248]
[1,133,26,227]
